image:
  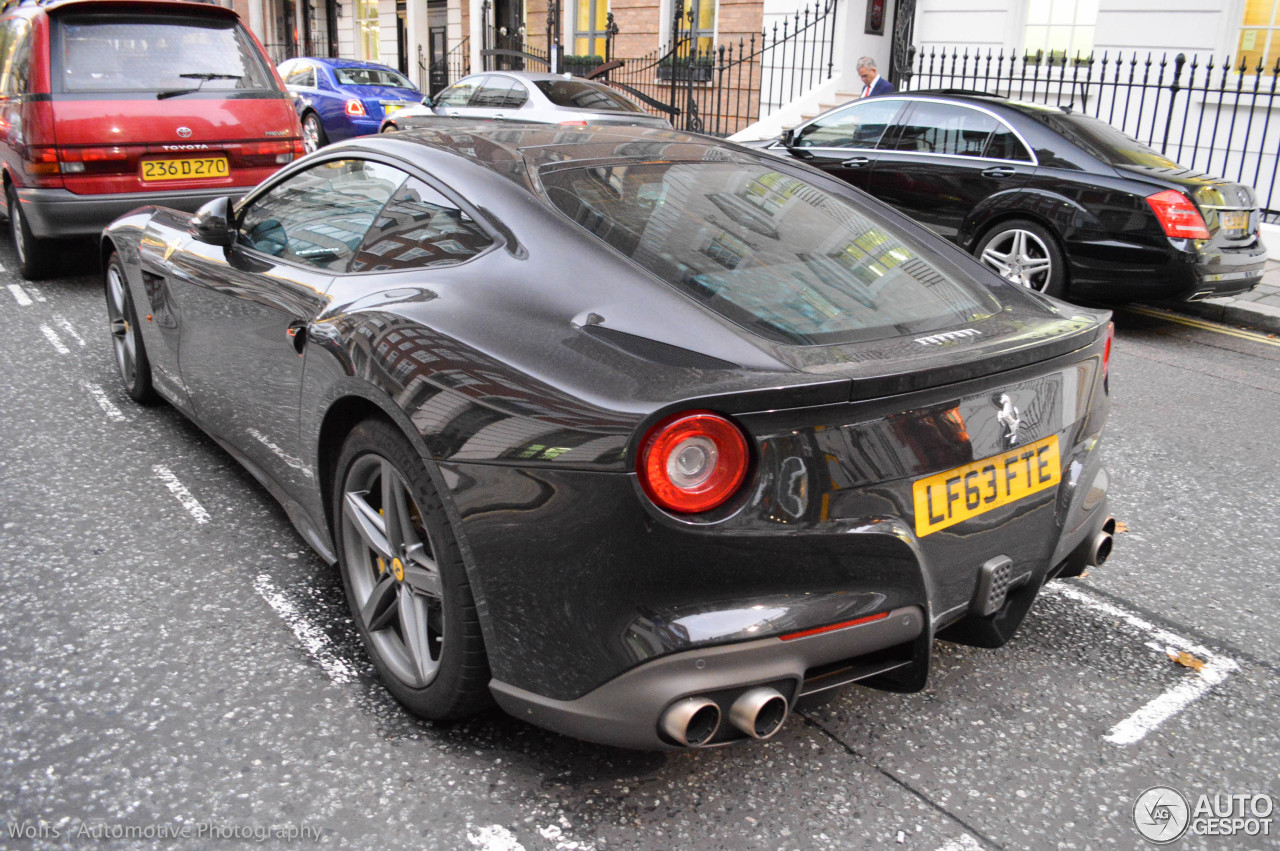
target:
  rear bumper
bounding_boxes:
[16,186,251,240]
[1067,234,1267,302]
[491,606,925,750]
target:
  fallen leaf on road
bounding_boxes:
[1167,649,1206,672]
[1114,520,1129,534]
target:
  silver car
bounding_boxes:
[379,70,671,131]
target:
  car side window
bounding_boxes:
[794,99,905,149]
[503,80,529,109]
[473,77,514,108]
[350,178,495,272]
[437,79,481,106]
[238,159,408,272]
[286,63,315,87]
[984,125,1033,162]
[886,102,999,157]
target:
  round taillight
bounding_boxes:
[638,411,749,514]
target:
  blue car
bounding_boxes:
[278,58,425,152]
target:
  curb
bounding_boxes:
[1165,299,1280,336]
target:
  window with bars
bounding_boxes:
[1023,0,1097,65]
[1238,0,1280,74]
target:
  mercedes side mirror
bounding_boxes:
[420,94,434,108]
[780,127,798,148]
[189,196,236,247]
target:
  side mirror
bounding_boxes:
[420,94,434,108]
[780,127,797,148]
[189,196,235,247]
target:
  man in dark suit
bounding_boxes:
[857,57,895,97]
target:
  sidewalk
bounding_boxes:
[1161,259,1280,335]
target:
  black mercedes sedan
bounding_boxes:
[746,91,1267,303]
[102,124,1115,750]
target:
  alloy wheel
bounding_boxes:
[341,454,445,687]
[106,263,137,386]
[979,228,1053,291]
[302,115,323,153]
[10,196,26,267]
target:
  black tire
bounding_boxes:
[333,419,491,720]
[973,218,1067,299]
[302,112,328,153]
[7,184,53,280]
[380,122,398,133]
[104,251,156,403]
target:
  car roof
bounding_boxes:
[312,57,406,72]
[460,70,603,84]
[358,122,756,180]
[879,89,1072,119]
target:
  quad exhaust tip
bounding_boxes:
[660,697,721,747]
[728,687,789,740]
[1089,516,1117,567]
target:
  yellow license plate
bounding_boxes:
[912,435,1061,537]
[1221,210,1249,230]
[141,157,229,182]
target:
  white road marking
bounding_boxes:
[39,324,69,354]
[7,283,31,305]
[1050,584,1240,745]
[151,464,211,525]
[253,574,359,685]
[467,825,526,851]
[53,314,86,347]
[935,836,983,851]
[25,285,46,302]
[80,381,126,422]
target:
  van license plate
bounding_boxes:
[912,435,1061,537]
[141,157,229,181]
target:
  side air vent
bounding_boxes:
[579,324,740,370]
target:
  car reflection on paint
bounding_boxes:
[101,124,1115,750]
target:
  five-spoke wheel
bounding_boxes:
[302,112,327,153]
[104,251,155,403]
[334,419,490,718]
[974,219,1066,298]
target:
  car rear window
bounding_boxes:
[532,80,644,113]
[335,67,414,89]
[540,161,994,346]
[55,14,275,94]
[1030,111,1181,169]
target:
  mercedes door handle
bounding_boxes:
[841,156,871,168]
[982,166,1017,178]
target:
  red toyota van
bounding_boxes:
[0,0,303,278]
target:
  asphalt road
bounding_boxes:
[1,244,1278,850]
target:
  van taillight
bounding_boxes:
[1146,190,1211,240]
[23,146,62,186]
[245,140,303,164]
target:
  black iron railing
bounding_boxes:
[600,0,837,137]
[905,47,1280,222]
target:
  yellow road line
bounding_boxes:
[1125,306,1280,348]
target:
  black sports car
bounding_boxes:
[102,124,1116,750]
[745,91,1267,303]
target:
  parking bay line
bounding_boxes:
[80,380,126,422]
[1047,584,1240,745]
[151,464,211,525]
[7,283,31,305]
[1126,305,1280,348]
[39,324,70,354]
[252,574,359,685]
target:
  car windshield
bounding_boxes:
[533,80,644,113]
[57,15,275,94]
[1031,111,1182,169]
[335,67,415,89]
[540,161,994,346]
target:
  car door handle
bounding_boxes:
[286,320,308,354]
[982,166,1017,178]
[841,156,871,168]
